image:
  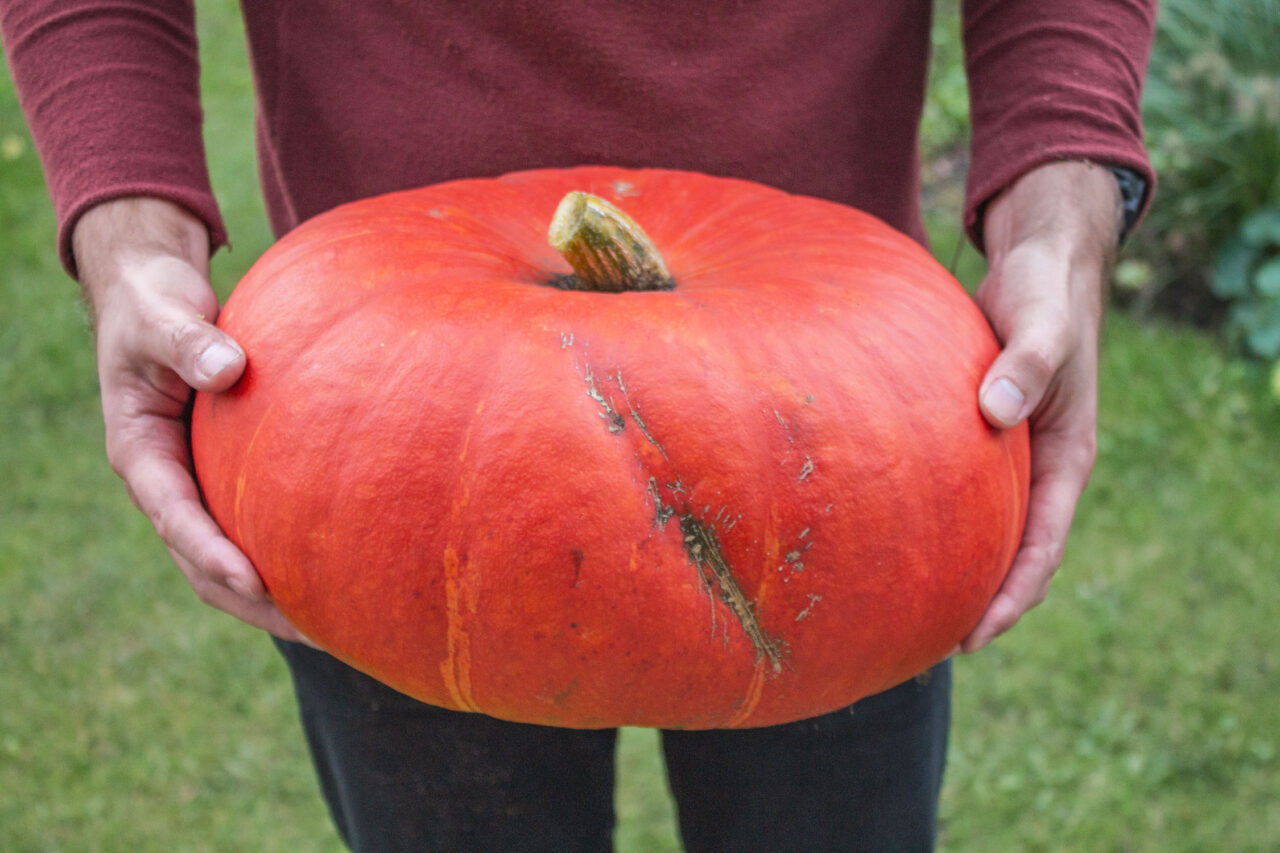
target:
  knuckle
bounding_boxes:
[1017,344,1061,385]
[103,431,146,503]
[1078,434,1099,470]
[105,438,129,479]
[1021,540,1066,575]
[149,498,190,549]
[995,613,1021,637]
[168,319,214,363]
[149,508,177,547]
[191,578,222,607]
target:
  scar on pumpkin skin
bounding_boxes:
[648,477,675,530]
[680,513,784,674]
[615,369,668,458]
[583,362,625,434]
[604,368,779,668]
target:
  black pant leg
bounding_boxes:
[273,638,618,853]
[661,660,952,853]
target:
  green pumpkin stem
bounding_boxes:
[548,192,674,292]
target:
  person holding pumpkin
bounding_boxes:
[2,1,1155,851]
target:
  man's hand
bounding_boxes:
[73,197,309,642]
[962,161,1122,652]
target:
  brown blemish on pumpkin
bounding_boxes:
[583,363,625,434]
[597,367,780,672]
[799,455,815,481]
[551,679,579,706]
[795,593,822,622]
[772,408,796,445]
[648,477,675,530]
[679,513,783,674]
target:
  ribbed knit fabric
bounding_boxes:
[1,0,1155,274]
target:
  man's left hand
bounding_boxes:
[962,160,1123,652]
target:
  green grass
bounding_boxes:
[3,2,1279,851]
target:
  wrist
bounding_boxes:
[983,161,1123,267]
[72,197,210,296]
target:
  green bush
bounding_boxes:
[1212,206,1280,360]
[1121,0,1280,332]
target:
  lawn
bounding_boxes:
[2,3,1277,851]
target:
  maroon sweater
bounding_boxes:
[2,1,1155,274]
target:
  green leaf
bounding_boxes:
[1253,256,1280,297]
[1242,299,1280,358]
[1212,234,1258,298]
[1112,258,1155,292]
[1241,207,1280,248]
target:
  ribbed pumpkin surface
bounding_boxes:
[191,167,1029,729]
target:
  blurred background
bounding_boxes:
[2,1,1276,850]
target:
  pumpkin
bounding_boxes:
[190,167,1029,729]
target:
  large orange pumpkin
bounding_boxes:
[191,167,1029,729]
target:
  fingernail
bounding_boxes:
[229,577,263,602]
[197,342,240,380]
[983,377,1025,426]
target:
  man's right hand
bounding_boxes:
[73,197,309,643]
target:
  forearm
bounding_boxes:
[0,0,224,275]
[962,0,1157,248]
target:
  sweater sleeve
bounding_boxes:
[962,0,1157,250]
[0,0,225,276]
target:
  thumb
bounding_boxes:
[151,314,247,393]
[978,339,1060,429]
[191,332,246,392]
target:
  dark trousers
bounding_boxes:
[274,640,951,853]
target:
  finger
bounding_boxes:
[978,327,1069,429]
[169,548,315,645]
[115,423,316,646]
[138,460,265,601]
[111,418,266,601]
[143,310,247,393]
[961,428,1093,652]
[130,443,316,648]
[92,253,246,394]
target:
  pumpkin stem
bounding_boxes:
[548,192,674,292]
